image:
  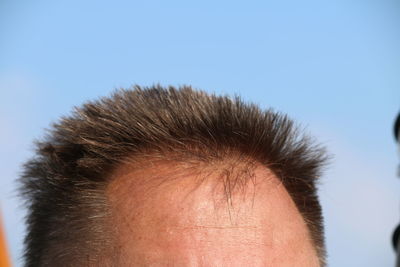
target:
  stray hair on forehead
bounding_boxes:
[19,85,328,266]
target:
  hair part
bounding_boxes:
[20,85,328,266]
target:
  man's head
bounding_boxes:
[20,85,327,266]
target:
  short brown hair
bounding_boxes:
[20,85,327,266]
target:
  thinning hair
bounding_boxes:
[20,85,327,266]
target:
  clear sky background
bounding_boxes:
[1,0,400,266]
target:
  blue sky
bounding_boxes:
[1,0,400,266]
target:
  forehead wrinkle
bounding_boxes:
[107,155,283,230]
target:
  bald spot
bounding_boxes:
[106,159,320,267]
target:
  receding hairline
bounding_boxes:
[106,149,272,206]
[105,152,320,266]
[19,85,327,266]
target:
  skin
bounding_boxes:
[106,159,320,267]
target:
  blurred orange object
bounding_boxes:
[0,214,11,267]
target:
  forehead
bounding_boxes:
[106,159,319,266]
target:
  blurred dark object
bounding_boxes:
[395,114,400,142]
[393,112,400,267]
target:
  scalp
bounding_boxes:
[19,85,327,266]
[106,153,320,266]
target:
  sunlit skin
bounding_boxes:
[107,160,320,267]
